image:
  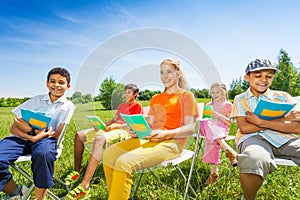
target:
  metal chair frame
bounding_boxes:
[10,123,70,200]
[131,103,205,200]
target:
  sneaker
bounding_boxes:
[66,185,90,200]
[6,186,29,200]
[64,171,80,186]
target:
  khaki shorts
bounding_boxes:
[84,128,130,152]
[238,135,300,179]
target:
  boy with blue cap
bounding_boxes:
[231,58,300,200]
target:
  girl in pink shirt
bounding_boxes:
[200,83,237,184]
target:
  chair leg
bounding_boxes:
[11,163,68,199]
[53,174,69,190]
[184,136,201,200]
[131,169,145,200]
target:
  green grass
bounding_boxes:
[0,100,299,199]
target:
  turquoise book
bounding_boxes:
[86,116,106,130]
[253,98,296,120]
[120,114,152,139]
[21,109,52,130]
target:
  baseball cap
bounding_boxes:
[245,59,278,74]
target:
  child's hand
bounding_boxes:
[30,127,54,143]
[105,124,119,132]
[144,130,167,142]
[285,110,300,122]
[212,111,223,120]
[245,111,264,126]
[129,130,138,138]
[93,126,99,132]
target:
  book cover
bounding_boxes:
[253,98,296,120]
[120,114,152,139]
[86,116,106,130]
[203,105,213,119]
[21,109,52,130]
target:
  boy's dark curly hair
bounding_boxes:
[47,67,71,84]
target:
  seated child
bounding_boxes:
[200,82,237,184]
[65,83,142,199]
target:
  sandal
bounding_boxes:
[225,149,238,167]
[206,172,219,184]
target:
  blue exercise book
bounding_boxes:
[253,98,296,120]
[120,114,152,139]
[21,109,52,130]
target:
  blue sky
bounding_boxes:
[1,0,300,98]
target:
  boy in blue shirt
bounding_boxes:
[231,59,300,200]
[0,67,75,200]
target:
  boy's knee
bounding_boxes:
[238,151,275,179]
[33,149,56,162]
[94,135,106,145]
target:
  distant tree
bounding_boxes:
[0,97,28,107]
[70,91,93,104]
[83,94,93,103]
[72,91,83,100]
[228,77,245,99]
[191,88,209,98]
[241,79,249,91]
[137,89,161,101]
[271,49,300,96]
[98,77,124,110]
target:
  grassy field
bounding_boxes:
[0,99,299,199]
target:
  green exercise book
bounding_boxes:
[120,114,152,139]
[253,98,296,120]
[86,116,106,130]
[21,109,52,130]
[203,105,213,119]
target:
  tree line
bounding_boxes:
[1,49,299,109]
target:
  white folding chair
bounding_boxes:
[274,157,297,166]
[132,103,204,200]
[10,123,70,200]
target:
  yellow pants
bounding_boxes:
[103,138,183,200]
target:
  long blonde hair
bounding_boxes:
[160,58,187,89]
[209,82,228,102]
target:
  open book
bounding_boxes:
[254,98,296,120]
[120,114,152,139]
[86,116,106,130]
[21,109,52,130]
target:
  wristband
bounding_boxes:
[27,127,36,136]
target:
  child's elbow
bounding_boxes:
[238,126,248,134]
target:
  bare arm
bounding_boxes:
[105,116,117,127]
[10,117,58,142]
[236,116,266,134]
[213,111,232,126]
[245,111,300,134]
[144,115,196,142]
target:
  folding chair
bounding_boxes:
[10,123,71,200]
[274,157,297,166]
[131,103,204,200]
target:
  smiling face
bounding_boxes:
[46,74,70,102]
[124,88,137,103]
[244,69,275,97]
[210,86,225,102]
[160,62,180,92]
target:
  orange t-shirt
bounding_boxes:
[149,89,198,143]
